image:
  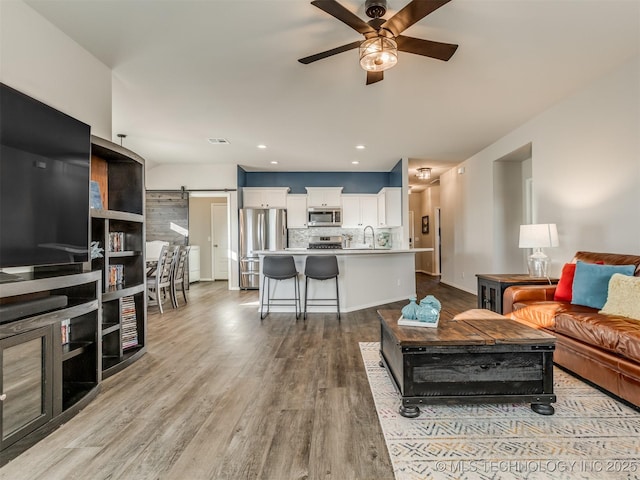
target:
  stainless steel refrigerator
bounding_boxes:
[239,208,287,289]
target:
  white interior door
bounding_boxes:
[211,204,229,280]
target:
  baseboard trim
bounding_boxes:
[416,270,441,276]
[439,280,476,296]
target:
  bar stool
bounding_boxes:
[304,255,340,320]
[260,255,301,320]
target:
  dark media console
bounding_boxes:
[0,295,68,324]
[0,271,101,464]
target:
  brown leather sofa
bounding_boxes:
[503,251,640,408]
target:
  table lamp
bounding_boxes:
[518,224,559,277]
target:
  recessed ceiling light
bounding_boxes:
[257,144,267,149]
[270,161,278,165]
[355,145,365,149]
[208,138,230,144]
[352,160,360,165]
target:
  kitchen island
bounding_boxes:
[256,248,433,314]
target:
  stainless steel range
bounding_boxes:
[307,235,343,250]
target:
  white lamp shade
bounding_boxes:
[518,224,559,249]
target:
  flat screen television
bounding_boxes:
[0,83,91,269]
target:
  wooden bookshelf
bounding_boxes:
[90,136,147,379]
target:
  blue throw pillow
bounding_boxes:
[571,261,636,309]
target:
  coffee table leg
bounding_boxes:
[399,404,420,418]
[531,403,555,415]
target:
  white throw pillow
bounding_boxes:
[599,273,640,320]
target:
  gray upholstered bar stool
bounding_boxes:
[260,255,301,320]
[304,255,340,320]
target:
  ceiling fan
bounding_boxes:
[298,0,458,85]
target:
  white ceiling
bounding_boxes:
[26,0,640,185]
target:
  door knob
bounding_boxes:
[0,393,7,401]
[214,244,218,247]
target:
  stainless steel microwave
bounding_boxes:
[307,207,342,227]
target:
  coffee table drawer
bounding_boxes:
[408,350,546,397]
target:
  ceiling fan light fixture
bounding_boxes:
[416,167,431,180]
[359,37,398,72]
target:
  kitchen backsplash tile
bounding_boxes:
[288,227,394,248]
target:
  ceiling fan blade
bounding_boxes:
[366,71,384,85]
[396,35,458,61]
[298,41,361,64]
[311,0,376,35]
[382,0,452,37]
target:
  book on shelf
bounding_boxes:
[121,295,138,349]
[108,265,124,287]
[61,319,71,344]
[109,232,125,252]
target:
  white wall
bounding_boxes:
[146,163,237,190]
[0,1,112,138]
[441,55,640,293]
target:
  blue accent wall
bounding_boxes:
[237,166,247,190]
[237,165,403,194]
[389,159,403,187]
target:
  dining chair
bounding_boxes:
[170,245,191,308]
[147,245,178,313]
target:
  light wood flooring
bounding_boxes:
[0,274,476,480]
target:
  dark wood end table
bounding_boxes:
[377,309,556,418]
[476,273,558,314]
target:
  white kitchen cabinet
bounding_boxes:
[243,187,289,208]
[306,187,343,207]
[377,187,402,227]
[341,194,378,228]
[360,196,379,227]
[286,194,308,228]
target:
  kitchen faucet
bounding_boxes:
[363,225,375,249]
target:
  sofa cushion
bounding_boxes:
[509,302,566,329]
[600,273,640,320]
[509,301,595,329]
[571,262,636,309]
[618,325,640,365]
[555,312,640,363]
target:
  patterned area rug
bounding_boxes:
[359,342,640,480]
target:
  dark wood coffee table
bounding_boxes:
[377,309,556,418]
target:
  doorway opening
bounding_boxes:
[188,192,232,286]
[492,143,533,273]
